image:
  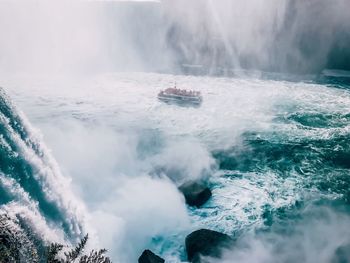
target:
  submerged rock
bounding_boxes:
[138,249,165,263]
[332,244,350,263]
[179,181,212,207]
[185,229,233,262]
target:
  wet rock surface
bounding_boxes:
[185,229,233,262]
[138,249,165,263]
[179,181,212,207]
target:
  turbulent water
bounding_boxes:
[1,72,350,262]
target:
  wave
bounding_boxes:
[2,73,350,262]
[0,87,87,254]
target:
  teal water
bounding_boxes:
[0,87,86,260]
[1,73,350,262]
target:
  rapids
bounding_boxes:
[1,72,350,262]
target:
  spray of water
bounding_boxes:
[0,0,349,75]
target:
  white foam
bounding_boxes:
[3,72,350,262]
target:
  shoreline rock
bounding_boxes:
[179,181,212,207]
[138,249,165,263]
[185,229,233,262]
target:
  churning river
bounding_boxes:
[1,72,350,262]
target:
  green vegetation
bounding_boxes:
[46,234,111,263]
[0,214,111,263]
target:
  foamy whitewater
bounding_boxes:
[1,72,350,262]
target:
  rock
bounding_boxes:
[179,181,212,207]
[138,249,165,263]
[332,244,350,263]
[185,229,233,262]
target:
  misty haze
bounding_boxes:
[0,1,350,263]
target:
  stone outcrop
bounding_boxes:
[179,181,212,207]
[185,229,233,262]
[138,249,165,263]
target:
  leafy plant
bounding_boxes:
[46,234,111,263]
[0,213,38,263]
[0,213,111,263]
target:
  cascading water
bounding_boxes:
[1,0,350,262]
[0,87,88,260]
[1,72,350,262]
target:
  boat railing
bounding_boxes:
[160,88,201,97]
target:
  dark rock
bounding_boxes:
[185,229,233,262]
[332,244,350,263]
[179,181,212,207]
[138,249,165,263]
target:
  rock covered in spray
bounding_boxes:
[185,229,233,262]
[178,181,212,207]
[138,249,165,263]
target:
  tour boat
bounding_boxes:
[158,86,202,105]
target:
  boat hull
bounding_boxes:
[158,94,202,105]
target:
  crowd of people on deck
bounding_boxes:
[160,87,200,97]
